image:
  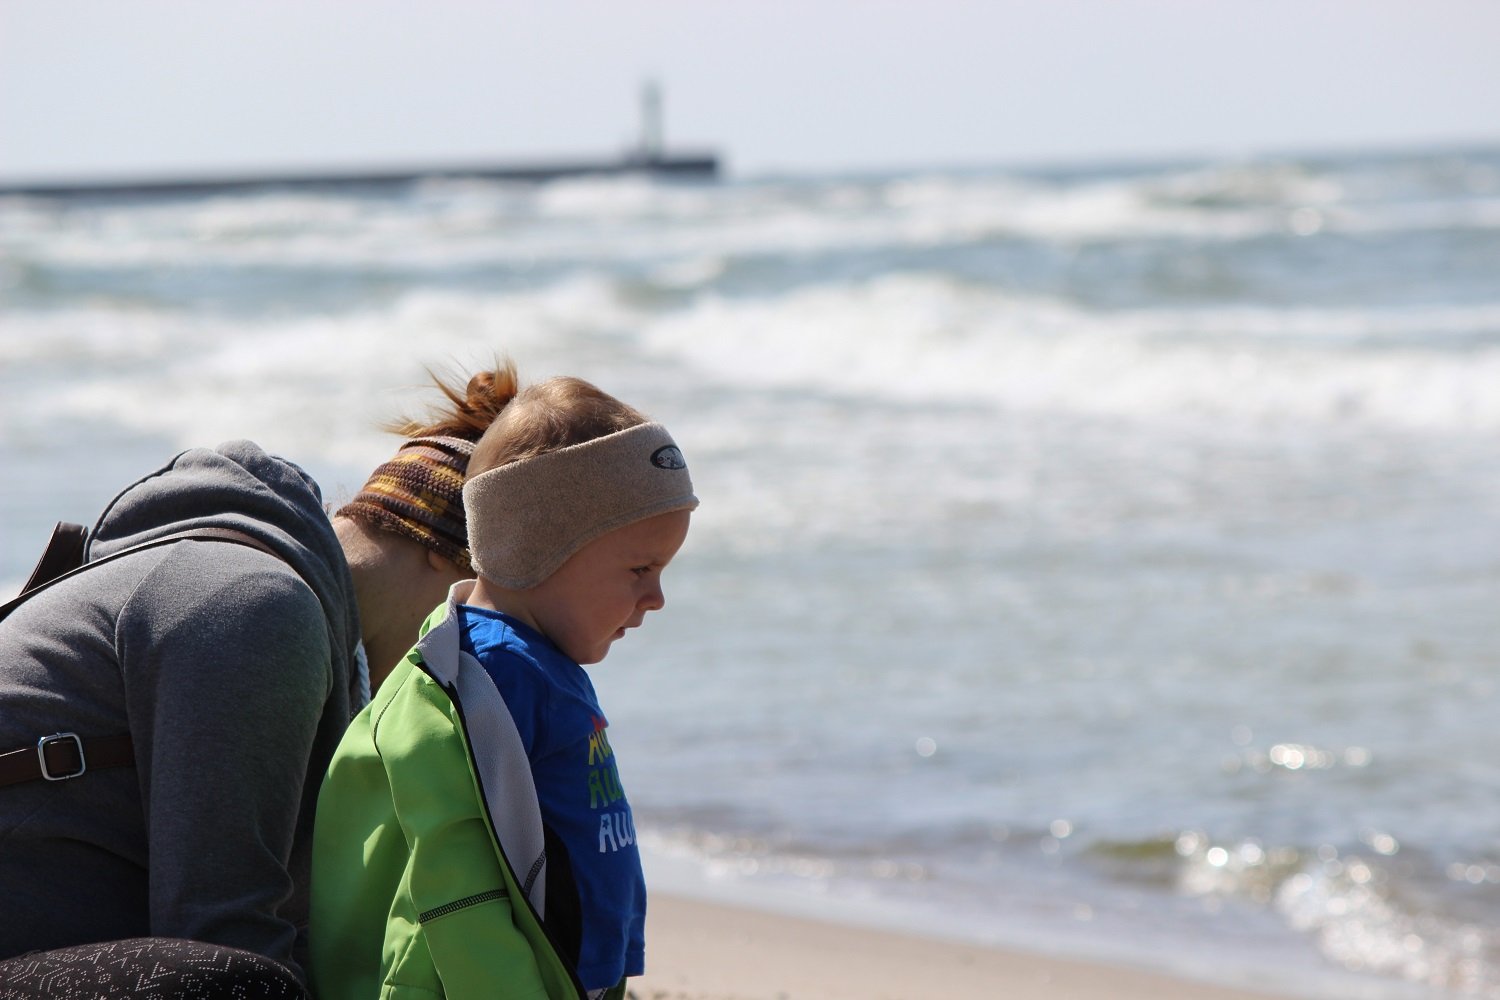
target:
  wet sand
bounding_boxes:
[631,893,1308,1000]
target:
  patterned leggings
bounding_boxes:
[0,938,305,999]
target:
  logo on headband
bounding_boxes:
[650,445,687,470]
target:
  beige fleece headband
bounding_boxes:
[463,422,699,589]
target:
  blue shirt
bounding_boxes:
[458,605,645,990]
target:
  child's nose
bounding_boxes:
[640,581,665,612]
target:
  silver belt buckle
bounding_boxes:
[37,732,86,781]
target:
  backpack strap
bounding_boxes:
[20,522,88,595]
[0,733,136,787]
[1,525,284,626]
[0,526,290,789]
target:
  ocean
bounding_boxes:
[2,144,1498,998]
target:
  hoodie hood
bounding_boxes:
[87,439,361,707]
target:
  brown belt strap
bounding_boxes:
[0,733,135,788]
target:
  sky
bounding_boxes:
[2,0,1499,181]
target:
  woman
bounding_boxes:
[0,362,518,995]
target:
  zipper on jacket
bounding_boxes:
[418,654,588,999]
[419,888,508,924]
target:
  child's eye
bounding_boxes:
[631,566,651,577]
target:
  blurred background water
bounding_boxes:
[2,144,1498,998]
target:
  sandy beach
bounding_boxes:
[631,894,1306,1000]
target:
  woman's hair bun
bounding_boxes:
[387,358,520,441]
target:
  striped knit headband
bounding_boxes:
[337,434,476,570]
[463,422,699,589]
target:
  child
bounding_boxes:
[310,374,697,1000]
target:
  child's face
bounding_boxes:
[524,509,691,665]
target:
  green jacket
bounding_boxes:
[309,583,587,1000]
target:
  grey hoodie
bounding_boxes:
[0,441,360,984]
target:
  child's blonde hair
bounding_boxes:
[460,374,697,590]
[469,376,647,477]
